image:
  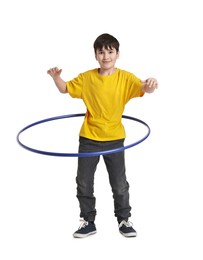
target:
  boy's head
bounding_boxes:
[93,33,120,54]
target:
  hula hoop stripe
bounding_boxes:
[16,113,150,157]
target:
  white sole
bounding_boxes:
[120,231,137,237]
[73,230,97,238]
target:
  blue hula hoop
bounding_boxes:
[16,113,150,157]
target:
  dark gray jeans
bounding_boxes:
[76,137,131,223]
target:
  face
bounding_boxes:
[95,47,119,73]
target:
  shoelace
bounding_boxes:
[78,220,89,230]
[118,220,133,228]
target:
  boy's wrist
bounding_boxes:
[53,75,61,81]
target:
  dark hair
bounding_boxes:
[93,33,119,53]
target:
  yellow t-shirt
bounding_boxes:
[66,68,144,141]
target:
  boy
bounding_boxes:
[47,33,158,238]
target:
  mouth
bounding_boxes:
[102,60,111,64]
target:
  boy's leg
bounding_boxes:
[76,137,100,222]
[103,140,131,223]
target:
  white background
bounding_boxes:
[1,0,203,259]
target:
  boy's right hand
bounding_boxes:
[47,67,67,93]
[47,67,62,79]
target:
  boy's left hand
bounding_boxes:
[141,78,158,93]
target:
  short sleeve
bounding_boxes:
[66,73,84,98]
[124,72,144,102]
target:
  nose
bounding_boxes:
[103,52,109,60]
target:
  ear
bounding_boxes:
[116,51,120,59]
[95,52,98,61]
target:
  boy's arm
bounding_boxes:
[47,67,68,93]
[141,78,158,93]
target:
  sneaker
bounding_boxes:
[73,220,97,238]
[119,220,137,237]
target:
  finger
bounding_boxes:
[145,79,152,88]
[53,67,61,74]
[148,78,157,88]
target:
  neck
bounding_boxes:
[98,67,116,76]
